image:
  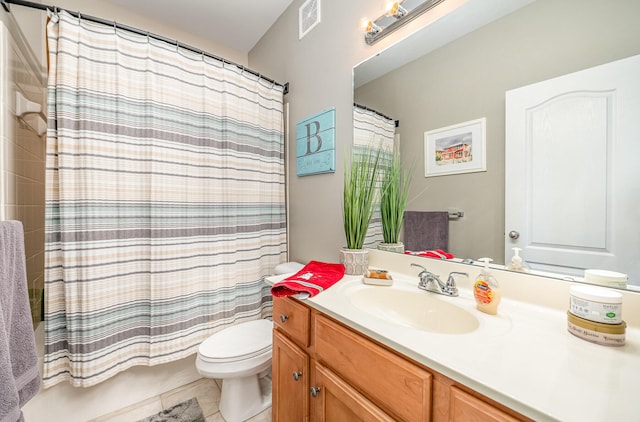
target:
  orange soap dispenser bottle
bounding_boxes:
[473,258,501,315]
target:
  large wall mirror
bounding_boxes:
[353,0,640,289]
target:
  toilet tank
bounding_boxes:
[274,262,304,275]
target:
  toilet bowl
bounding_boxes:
[196,319,273,422]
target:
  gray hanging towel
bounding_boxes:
[0,221,41,422]
[403,211,450,251]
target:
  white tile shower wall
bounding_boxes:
[1,21,8,221]
[0,16,47,324]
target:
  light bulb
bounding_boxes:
[365,21,381,35]
[389,2,407,18]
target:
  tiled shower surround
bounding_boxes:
[0,16,47,325]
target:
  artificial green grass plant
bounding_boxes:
[343,145,383,250]
[380,149,412,244]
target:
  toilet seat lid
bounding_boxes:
[199,319,273,362]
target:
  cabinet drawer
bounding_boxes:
[449,387,520,422]
[314,314,432,422]
[273,296,310,347]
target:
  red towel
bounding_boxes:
[404,249,454,259]
[270,261,345,298]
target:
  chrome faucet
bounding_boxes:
[410,263,468,297]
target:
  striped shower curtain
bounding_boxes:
[43,10,286,388]
[352,104,396,248]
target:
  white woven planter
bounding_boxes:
[377,242,405,254]
[339,248,369,275]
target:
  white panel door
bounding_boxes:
[505,54,640,283]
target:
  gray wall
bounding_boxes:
[250,0,640,265]
[249,0,469,263]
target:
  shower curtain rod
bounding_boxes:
[354,102,399,128]
[1,0,289,95]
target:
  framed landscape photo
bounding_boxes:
[424,117,487,177]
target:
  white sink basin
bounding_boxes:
[347,285,480,334]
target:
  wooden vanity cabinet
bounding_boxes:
[272,296,529,422]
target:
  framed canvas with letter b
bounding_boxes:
[296,107,336,176]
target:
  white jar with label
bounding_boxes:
[569,284,622,324]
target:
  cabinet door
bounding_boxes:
[314,314,432,422]
[310,362,394,422]
[449,386,520,422]
[273,329,309,422]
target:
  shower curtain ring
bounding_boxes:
[113,20,117,33]
[47,5,61,20]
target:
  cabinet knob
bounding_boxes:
[279,314,288,323]
[310,386,321,397]
[292,371,303,381]
[508,230,520,240]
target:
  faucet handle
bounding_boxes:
[446,272,468,290]
[411,262,429,279]
[411,263,428,273]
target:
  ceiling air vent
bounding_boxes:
[299,0,321,39]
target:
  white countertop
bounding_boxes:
[267,255,640,422]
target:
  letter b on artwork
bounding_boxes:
[305,121,322,155]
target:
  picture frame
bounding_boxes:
[295,107,335,176]
[424,117,487,177]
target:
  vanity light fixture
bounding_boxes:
[364,0,446,45]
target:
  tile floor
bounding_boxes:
[90,378,271,422]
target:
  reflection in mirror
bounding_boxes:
[353,0,640,289]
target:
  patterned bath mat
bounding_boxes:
[136,398,205,422]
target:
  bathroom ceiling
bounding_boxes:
[99,0,294,53]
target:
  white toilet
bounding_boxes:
[195,261,303,422]
[196,318,273,422]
